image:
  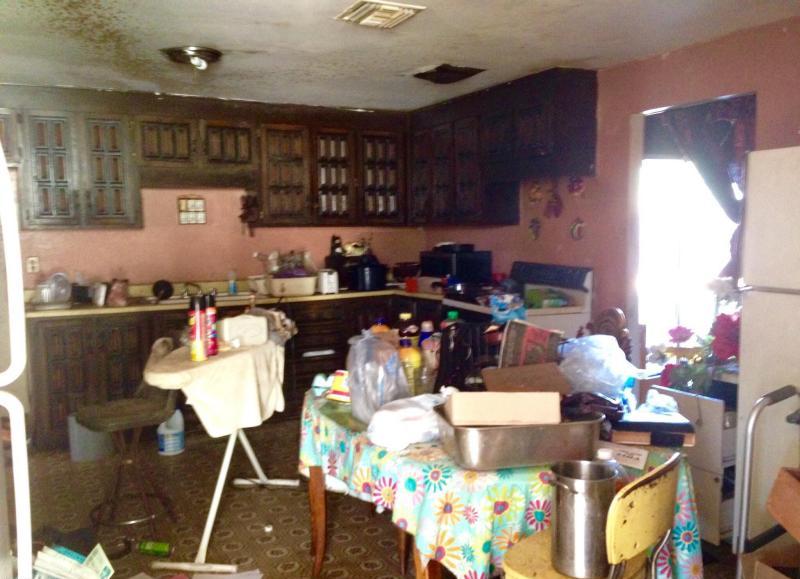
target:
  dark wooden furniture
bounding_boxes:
[579,307,632,360]
[27,293,441,448]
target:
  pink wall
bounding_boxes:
[20,185,426,288]
[427,16,800,314]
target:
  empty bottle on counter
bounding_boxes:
[440,310,460,330]
[419,320,434,347]
[204,291,218,357]
[188,295,207,362]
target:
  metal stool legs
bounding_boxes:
[90,427,176,536]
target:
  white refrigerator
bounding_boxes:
[0,141,33,577]
[736,145,800,544]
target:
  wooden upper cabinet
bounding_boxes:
[480,110,514,164]
[312,129,356,224]
[409,129,433,224]
[0,108,21,164]
[83,116,140,227]
[431,124,454,222]
[515,97,554,159]
[453,117,481,220]
[23,111,81,228]
[260,124,311,224]
[359,132,404,224]
[138,118,195,164]
[204,121,253,165]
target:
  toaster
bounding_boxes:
[317,269,339,294]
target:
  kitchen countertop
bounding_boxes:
[25,289,444,319]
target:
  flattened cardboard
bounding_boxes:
[768,468,800,543]
[481,362,571,395]
[444,391,561,426]
[741,533,800,579]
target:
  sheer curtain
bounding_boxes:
[638,159,737,347]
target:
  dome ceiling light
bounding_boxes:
[161,46,223,71]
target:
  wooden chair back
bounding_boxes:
[605,452,681,565]
[582,307,632,360]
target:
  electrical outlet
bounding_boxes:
[25,257,40,273]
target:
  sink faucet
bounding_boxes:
[182,282,203,298]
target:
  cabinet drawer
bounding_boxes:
[290,302,347,323]
[292,328,347,350]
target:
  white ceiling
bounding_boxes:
[1,0,798,111]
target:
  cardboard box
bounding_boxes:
[768,468,800,543]
[481,362,571,395]
[742,533,800,579]
[444,391,561,426]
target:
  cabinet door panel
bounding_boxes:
[431,124,454,221]
[139,120,194,163]
[260,125,311,224]
[410,129,432,224]
[359,132,404,224]
[313,129,356,224]
[84,117,139,226]
[454,117,482,219]
[24,112,80,227]
[0,108,21,164]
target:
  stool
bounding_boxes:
[76,337,178,536]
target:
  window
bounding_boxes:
[637,158,737,347]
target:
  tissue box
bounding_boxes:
[219,315,268,346]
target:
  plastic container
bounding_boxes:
[369,317,391,333]
[398,338,422,395]
[157,409,185,456]
[595,447,629,491]
[227,270,238,294]
[440,310,460,330]
[398,312,420,346]
[268,275,316,297]
[419,320,434,346]
[68,414,113,462]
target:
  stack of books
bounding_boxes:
[610,407,695,447]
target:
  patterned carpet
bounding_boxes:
[29,417,418,578]
[27,416,736,578]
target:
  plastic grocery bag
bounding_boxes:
[560,335,639,397]
[347,331,411,423]
[367,391,451,451]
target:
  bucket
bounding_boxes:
[157,409,185,456]
[550,460,617,578]
[68,414,113,462]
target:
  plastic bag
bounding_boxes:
[559,335,639,397]
[347,331,411,423]
[367,392,448,451]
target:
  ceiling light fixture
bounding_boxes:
[162,46,222,71]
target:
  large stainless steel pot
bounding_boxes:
[550,460,617,578]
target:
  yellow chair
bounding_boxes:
[504,452,681,579]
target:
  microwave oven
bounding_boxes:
[419,250,492,283]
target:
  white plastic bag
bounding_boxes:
[560,335,639,397]
[367,393,447,451]
[347,331,411,423]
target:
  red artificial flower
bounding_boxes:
[711,313,740,360]
[669,325,694,345]
[659,363,676,386]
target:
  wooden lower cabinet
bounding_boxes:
[27,295,442,448]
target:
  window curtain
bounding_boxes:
[658,94,756,280]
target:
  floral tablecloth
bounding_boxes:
[298,391,703,579]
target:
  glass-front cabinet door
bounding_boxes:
[313,129,356,224]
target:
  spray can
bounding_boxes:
[189,295,207,362]
[205,291,218,356]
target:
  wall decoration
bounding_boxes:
[177,196,206,224]
[568,176,586,196]
[544,184,563,219]
[569,217,586,240]
[528,217,542,240]
[527,177,556,204]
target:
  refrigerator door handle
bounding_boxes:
[0,144,27,388]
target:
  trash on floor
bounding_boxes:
[33,542,113,578]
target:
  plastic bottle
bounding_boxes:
[419,320,434,347]
[398,337,422,395]
[188,295,207,362]
[204,291,218,357]
[157,409,185,456]
[398,312,420,346]
[596,447,628,492]
[369,317,391,333]
[440,310,460,331]
[228,270,238,295]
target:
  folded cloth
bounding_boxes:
[143,343,285,437]
[367,392,448,451]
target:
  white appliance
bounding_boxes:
[317,269,339,295]
[735,146,800,545]
[0,143,33,577]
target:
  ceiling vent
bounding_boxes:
[335,1,426,29]
[413,64,485,84]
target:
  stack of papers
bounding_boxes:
[33,544,113,579]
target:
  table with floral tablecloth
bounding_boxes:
[298,391,703,579]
